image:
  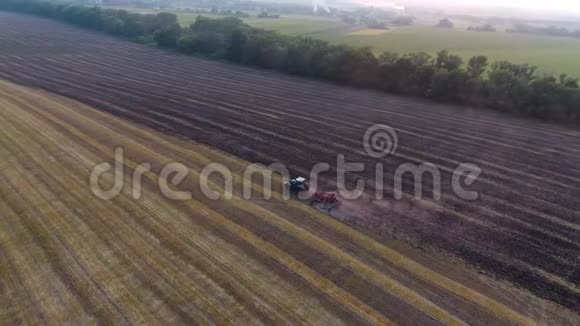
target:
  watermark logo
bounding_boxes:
[363,124,398,158]
[90,124,481,203]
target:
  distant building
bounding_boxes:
[387,2,405,15]
[358,1,405,15]
[313,0,331,14]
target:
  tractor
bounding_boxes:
[287,176,309,194]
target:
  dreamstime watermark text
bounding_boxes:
[90,124,481,202]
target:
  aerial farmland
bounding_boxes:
[0,8,579,326]
[123,8,580,78]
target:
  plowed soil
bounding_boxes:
[4,79,572,325]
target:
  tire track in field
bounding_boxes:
[0,111,194,324]
[22,87,453,326]
[5,43,580,167]
[34,86,544,326]
[2,61,576,296]
[0,90,312,324]
[0,229,49,325]
[4,78,574,323]
[5,51,580,195]
[86,46,580,145]
[7,60,580,235]
[73,98,546,324]
[13,52,580,209]
[0,81,393,324]
[14,98,348,322]
[49,54,580,189]
[57,52,580,162]
[5,56,580,292]
[0,161,131,325]
[28,70,580,244]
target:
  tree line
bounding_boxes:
[467,24,496,32]
[1,0,579,126]
[508,23,580,39]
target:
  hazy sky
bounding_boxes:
[423,0,580,13]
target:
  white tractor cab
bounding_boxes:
[287,176,309,194]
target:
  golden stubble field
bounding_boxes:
[0,80,576,325]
